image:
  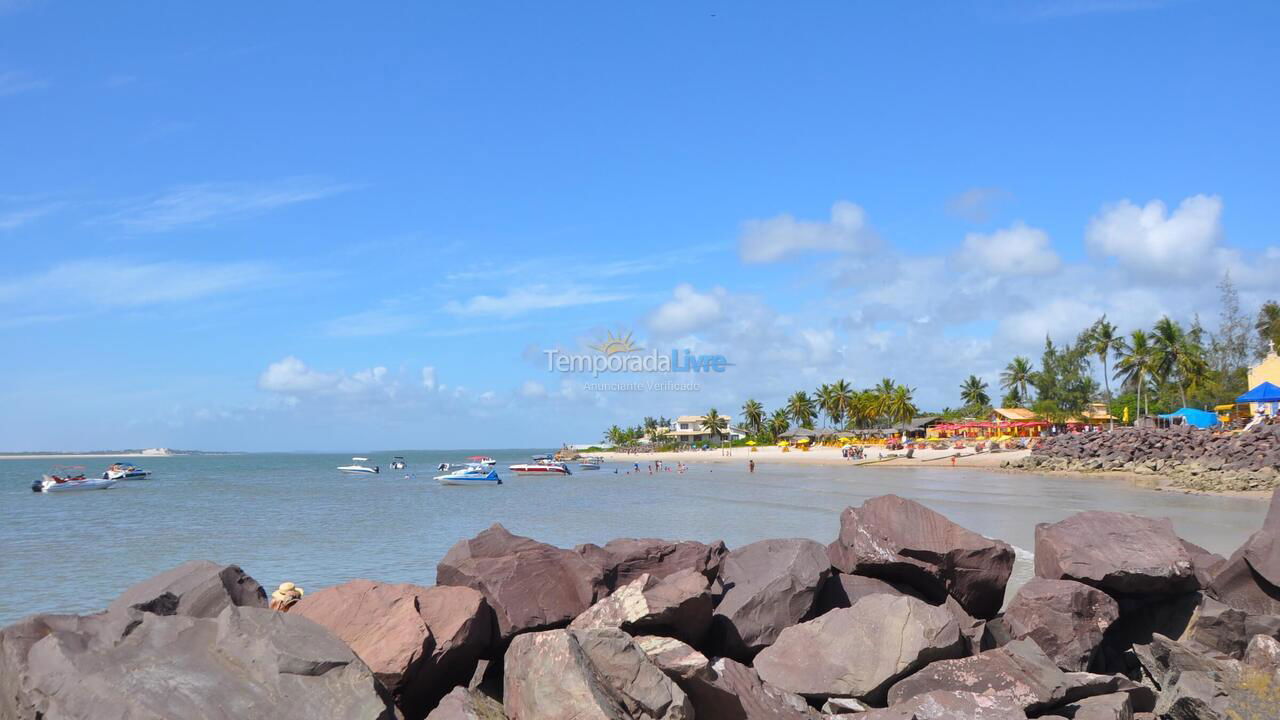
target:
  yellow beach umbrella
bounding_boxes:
[778,440,789,446]
[1122,406,1130,424]
[797,436,810,444]
[746,440,756,446]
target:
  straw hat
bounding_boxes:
[271,582,304,604]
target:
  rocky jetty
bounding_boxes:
[5,493,1280,719]
[1004,424,1280,492]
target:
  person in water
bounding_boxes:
[748,459,755,473]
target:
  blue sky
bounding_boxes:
[2,1,1278,450]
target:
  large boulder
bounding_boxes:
[754,594,964,702]
[1179,595,1247,658]
[424,687,505,720]
[291,580,494,718]
[826,495,1014,619]
[858,691,1026,720]
[1207,491,1280,615]
[503,628,691,719]
[1047,692,1133,720]
[0,605,397,720]
[570,570,712,645]
[577,538,728,590]
[106,560,267,618]
[1003,578,1120,671]
[436,524,606,639]
[886,637,1069,714]
[815,573,927,614]
[1034,511,1199,596]
[632,636,816,720]
[710,538,830,659]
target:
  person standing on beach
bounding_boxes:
[749,459,755,473]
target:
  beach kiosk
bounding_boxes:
[1237,381,1280,419]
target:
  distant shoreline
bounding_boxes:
[0,452,191,460]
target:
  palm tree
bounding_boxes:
[702,408,728,444]
[642,416,659,442]
[887,385,918,433]
[604,425,625,447]
[1088,316,1121,428]
[786,391,815,428]
[769,408,790,441]
[870,378,896,424]
[1114,329,1154,418]
[1000,356,1033,406]
[829,379,853,427]
[959,375,990,408]
[741,399,764,438]
[1152,316,1205,408]
[1257,301,1280,356]
[814,383,834,427]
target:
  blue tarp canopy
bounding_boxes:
[1237,381,1280,404]
[1157,407,1220,428]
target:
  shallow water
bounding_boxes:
[0,450,1267,625]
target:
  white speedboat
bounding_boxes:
[32,468,117,493]
[508,460,571,476]
[104,463,151,481]
[577,456,602,470]
[338,457,380,474]
[467,455,497,467]
[390,456,407,470]
[435,465,502,486]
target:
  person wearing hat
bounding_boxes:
[270,581,304,612]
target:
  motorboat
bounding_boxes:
[390,456,407,470]
[337,457,380,474]
[577,456,602,470]
[531,454,552,461]
[32,467,117,493]
[508,459,571,476]
[435,465,502,486]
[467,455,497,467]
[103,463,151,481]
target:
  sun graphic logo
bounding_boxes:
[590,329,643,356]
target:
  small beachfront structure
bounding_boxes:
[669,415,747,444]
[1246,346,1280,415]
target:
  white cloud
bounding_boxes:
[647,284,725,336]
[1085,194,1223,278]
[961,222,1060,275]
[98,177,351,232]
[520,380,547,398]
[258,356,337,393]
[739,200,877,263]
[0,70,46,97]
[421,366,437,391]
[946,187,1010,223]
[444,285,630,317]
[0,202,58,230]
[324,308,419,337]
[0,259,277,325]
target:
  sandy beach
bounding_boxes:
[596,445,1273,500]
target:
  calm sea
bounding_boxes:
[0,450,1267,626]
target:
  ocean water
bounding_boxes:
[0,450,1268,626]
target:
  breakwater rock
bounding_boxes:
[5,493,1280,718]
[1004,424,1280,492]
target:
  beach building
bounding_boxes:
[1247,346,1280,415]
[669,416,747,444]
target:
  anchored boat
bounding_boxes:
[435,465,502,486]
[32,466,117,493]
[508,459,571,476]
[104,463,151,481]
[337,457,380,474]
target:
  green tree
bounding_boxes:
[1087,316,1122,428]
[1152,316,1207,408]
[887,385,918,433]
[740,399,765,438]
[769,408,790,441]
[1114,329,1155,418]
[1000,356,1034,405]
[814,383,835,427]
[702,408,728,443]
[1257,300,1280,358]
[959,375,990,408]
[830,379,854,427]
[604,425,625,446]
[786,391,815,428]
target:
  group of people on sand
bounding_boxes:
[841,445,866,460]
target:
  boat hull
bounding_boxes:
[337,467,379,474]
[36,477,117,493]
[508,465,571,476]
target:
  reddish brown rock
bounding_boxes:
[106,559,267,618]
[681,657,817,720]
[436,523,605,639]
[425,687,505,720]
[754,594,964,702]
[815,573,927,613]
[503,628,691,719]
[1004,577,1120,671]
[710,538,830,659]
[859,690,1026,720]
[1051,692,1134,720]
[1207,492,1280,614]
[0,606,397,720]
[577,538,728,590]
[826,495,1014,619]
[886,637,1069,714]
[1180,538,1227,589]
[1180,596,1247,658]
[570,569,712,645]
[291,580,494,718]
[1034,512,1198,595]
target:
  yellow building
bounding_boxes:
[1246,346,1280,414]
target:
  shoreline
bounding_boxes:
[0,453,175,460]
[596,446,1272,501]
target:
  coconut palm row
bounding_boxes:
[739,379,919,442]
